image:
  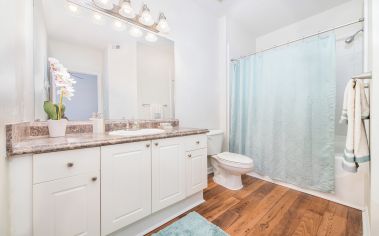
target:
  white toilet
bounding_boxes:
[207,130,254,190]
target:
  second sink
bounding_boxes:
[109,129,166,137]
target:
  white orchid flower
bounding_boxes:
[48,57,76,119]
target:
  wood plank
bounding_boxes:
[229,182,277,216]
[232,178,266,200]
[292,196,330,236]
[246,189,302,235]
[201,196,240,221]
[265,192,313,236]
[226,184,289,236]
[346,208,363,236]
[212,210,240,229]
[146,174,363,236]
[316,201,348,236]
[203,183,228,200]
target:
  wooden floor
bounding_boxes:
[147,174,362,236]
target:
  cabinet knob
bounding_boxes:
[196,141,200,144]
[67,162,74,168]
[188,154,192,158]
[146,143,151,148]
[154,142,159,146]
[92,177,98,182]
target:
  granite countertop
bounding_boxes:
[8,127,209,157]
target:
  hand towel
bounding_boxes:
[340,80,370,173]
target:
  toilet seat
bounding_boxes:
[214,152,253,168]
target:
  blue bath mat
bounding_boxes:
[152,212,229,236]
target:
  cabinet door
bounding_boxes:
[152,137,185,212]
[101,142,152,236]
[33,171,100,236]
[186,149,208,196]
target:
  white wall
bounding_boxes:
[256,0,363,50]
[137,42,174,119]
[228,20,257,60]
[48,39,104,115]
[0,0,34,235]
[34,0,48,121]
[369,0,379,233]
[104,43,138,119]
[141,0,220,129]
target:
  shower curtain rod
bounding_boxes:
[231,18,365,62]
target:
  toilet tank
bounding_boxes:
[207,130,224,155]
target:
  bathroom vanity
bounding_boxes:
[6,1,209,234]
[7,121,208,236]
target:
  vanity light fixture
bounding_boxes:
[113,20,126,31]
[145,32,158,42]
[68,0,170,39]
[93,0,113,10]
[129,26,143,38]
[78,0,170,33]
[139,4,155,26]
[156,13,170,33]
[119,0,135,19]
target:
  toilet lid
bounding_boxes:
[217,152,253,164]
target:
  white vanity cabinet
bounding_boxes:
[101,141,152,236]
[151,137,186,213]
[183,135,208,196]
[185,148,208,196]
[31,134,207,236]
[33,148,100,236]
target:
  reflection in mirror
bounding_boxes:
[34,0,175,121]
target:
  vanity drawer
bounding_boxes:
[184,135,207,151]
[33,147,100,184]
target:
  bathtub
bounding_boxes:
[248,135,369,210]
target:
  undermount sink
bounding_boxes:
[109,128,166,137]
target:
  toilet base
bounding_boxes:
[213,174,243,191]
[211,158,244,190]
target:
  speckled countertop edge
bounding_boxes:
[8,128,209,157]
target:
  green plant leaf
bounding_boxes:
[54,104,66,119]
[43,101,57,120]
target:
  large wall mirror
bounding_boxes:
[34,0,175,121]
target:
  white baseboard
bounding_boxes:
[207,166,213,175]
[247,172,364,210]
[362,207,370,236]
[111,192,205,236]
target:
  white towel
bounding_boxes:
[340,79,370,173]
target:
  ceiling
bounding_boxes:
[193,0,353,36]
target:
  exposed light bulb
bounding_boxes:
[145,33,158,42]
[156,13,170,33]
[113,20,126,31]
[68,3,78,12]
[129,27,143,38]
[119,0,135,19]
[94,0,113,10]
[139,4,154,26]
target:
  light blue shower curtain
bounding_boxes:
[230,34,336,192]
